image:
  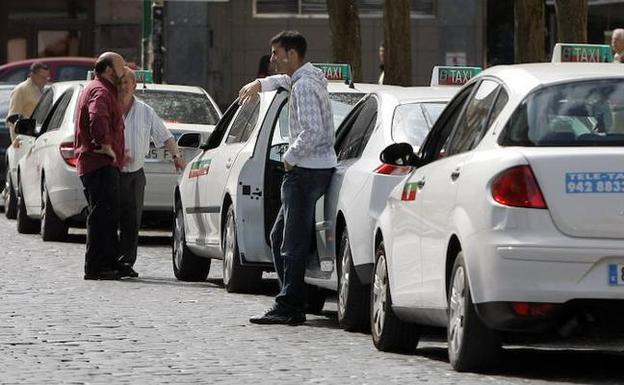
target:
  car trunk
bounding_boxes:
[515,147,624,239]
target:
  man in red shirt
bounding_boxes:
[74,51,129,280]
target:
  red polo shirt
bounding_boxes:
[74,76,125,176]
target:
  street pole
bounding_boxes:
[142,0,152,70]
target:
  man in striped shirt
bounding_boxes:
[117,67,187,277]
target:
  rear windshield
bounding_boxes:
[501,79,624,146]
[392,102,447,147]
[135,89,220,125]
[330,92,365,129]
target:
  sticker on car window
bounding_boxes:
[189,159,211,178]
[565,172,624,193]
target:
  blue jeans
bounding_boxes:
[270,166,334,313]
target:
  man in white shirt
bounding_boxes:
[117,67,187,277]
[612,28,624,63]
[240,31,336,325]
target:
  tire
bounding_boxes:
[222,205,262,293]
[304,284,327,315]
[40,181,68,241]
[371,241,420,353]
[4,169,17,219]
[447,252,502,372]
[16,178,39,234]
[172,201,210,281]
[337,228,370,331]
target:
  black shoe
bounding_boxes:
[84,269,124,280]
[115,262,139,278]
[249,308,306,325]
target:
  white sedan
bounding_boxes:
[372,52,624,370]
[14,81,219,240]
[173,78,367,293]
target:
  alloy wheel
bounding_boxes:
[223,212,235,285]
[448,265,466,357]
[372,253,388,338]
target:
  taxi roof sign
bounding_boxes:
[430,66,481,86]
[134,69,154,83]
[551,43,613,63]
[313,63,352,83]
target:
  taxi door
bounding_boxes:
[236,91,288,264]
[195,98,260,250]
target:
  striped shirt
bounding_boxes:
[122,97,173,173]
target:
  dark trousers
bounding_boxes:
[80,165,121,274]
[270,166,334,313]
[119,168,146,266]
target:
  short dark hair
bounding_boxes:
[271,30,307,59]
[29,61,49,74]
[94,56,113,75]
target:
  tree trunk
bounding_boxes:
[555,0,588,43]
[383,0,411,86]
[326,0,362,82]
[514,0,546,63]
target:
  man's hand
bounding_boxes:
[284,160,294,172]
[173,156,187,172]
[238,79,261,105]
[11,138,20,149]
[94,144,117,163]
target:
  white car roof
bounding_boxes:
[479,63,624,96]
[133,83,206,94]
[374,86,459,105]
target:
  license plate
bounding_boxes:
[608,264,624,285]
[145,148,172,161]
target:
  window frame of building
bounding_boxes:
[252,0,436,19]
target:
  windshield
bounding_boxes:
[0,88,12,117]
[330,92,365,129]
[392,102,447,147]
[135,89,220,125]
[501,79,624,146]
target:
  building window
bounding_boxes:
[253,0,435,18]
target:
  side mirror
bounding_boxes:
[380,142,420,167]
[14,118,36,136]
[177,132,200,148]
[6,113,22,125]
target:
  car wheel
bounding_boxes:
[4,169,17,219]
[447,252,501,372]
[337,228,370,331]
[371,241,420,353]
[222,205,262,293]
[172,201,210,281]
[40,181,68,241]
[16,178,39,234]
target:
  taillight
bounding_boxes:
[373,164,412,175]
[491,165,547,209]
[511,302,557,317]
[59,142,77,167]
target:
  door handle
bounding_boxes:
[225,158,233,169]
[450,168,461,181]
[416,178,426,188]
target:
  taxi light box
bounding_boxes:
[134,70,154,83]
[551,43,613,63]
[313,63,352,82]
[431,66,481,86]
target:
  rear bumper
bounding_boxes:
[143,171,177,211]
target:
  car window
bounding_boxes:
[30,88,54,124]
[336,96,378,161]
[419,83,476,163]
[446,80,500,156]
[0,88,13,117]
[225,98,260,144]
[392,102,446,148]
[56,65,92,81]
[135,89,220,125]
[501,79,624,147]
[329,92,364,128]
[485,88,509,130]
[269,100,290,162]
[41,89,73,134]
[204,101,239,150]
[3,68,28,83]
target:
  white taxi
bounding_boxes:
[173,64,368,293]
[304,67,481,331]
[371,44,624,371]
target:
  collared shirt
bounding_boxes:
[258,63,336,169]
[7,78,42,138]
[74,76,125,176]
[122,96,173,173]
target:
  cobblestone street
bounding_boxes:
[1,216,623,384]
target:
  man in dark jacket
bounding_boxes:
[74,51,130,280]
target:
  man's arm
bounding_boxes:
[282,82,324,167]
[7,88,23,142]
[238,74,290,104]
[87,89,116,161]
[149,107,187,171]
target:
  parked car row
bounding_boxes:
[3,72,222,241]
[173,46,624,373]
